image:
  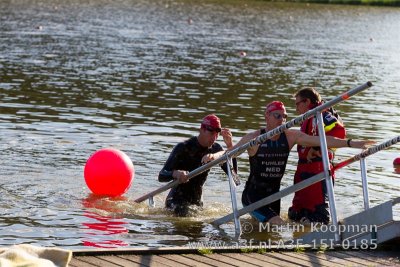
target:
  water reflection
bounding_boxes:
[82,212,129,248]
[82,195,129,248]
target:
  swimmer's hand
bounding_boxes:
[173,170,189,183]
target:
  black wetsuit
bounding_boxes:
[159,136,237,216]
[242,130,290,222]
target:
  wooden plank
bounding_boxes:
[334,250,391,266]
[361,248,400,260]
[281,251,339,267]
[246,252,298,267]
[203,253,260,267]
[316,250,379,266]
[138,255,188,267]
[227,253,281,266]
[69,258,96,267]
[97,255,144,267]
[70,243,400,267]
[69,250,400,267]
[339,250,395,266]
[117,255,150,266]
[72,246,199,255]
[183,253,232,267]
[306,251,361,266]
[264,252,310,267]
[119,254,182,267]
[161,254,211,267]
[73,256,123,267]
[303,251,355,266]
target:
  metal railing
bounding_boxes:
[212,136,400,237]
[333,135,400,210]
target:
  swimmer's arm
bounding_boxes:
[158,143,185,182]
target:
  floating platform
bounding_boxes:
[70,240,400,267]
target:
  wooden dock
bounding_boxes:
[70,241,400,267]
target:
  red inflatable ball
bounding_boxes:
[84,148,134,197]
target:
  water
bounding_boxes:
[1,0,399,249]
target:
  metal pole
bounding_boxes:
[316,111,340,242]
[148,196,155,208]
[226,155,241,238]
[360,158,370,210]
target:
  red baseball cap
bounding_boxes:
[265,101,287,114]
[201,114,222,132]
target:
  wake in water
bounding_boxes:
[80,193,309,247]
[82,193,233,221]
[79,194,235,245]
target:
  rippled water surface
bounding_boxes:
[1,0,399,248]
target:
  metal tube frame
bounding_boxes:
[360,158,370,210]
[225,154,241,237]
[316,111,340,242]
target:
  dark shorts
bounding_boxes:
[241,188,280,223]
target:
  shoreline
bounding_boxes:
[265,0,400,7]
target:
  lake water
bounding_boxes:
[1,0,399,249]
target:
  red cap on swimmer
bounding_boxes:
[394,157,400,174]
[201,114,222,132]
[265,101,287,114]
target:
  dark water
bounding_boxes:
[1,0,399,248]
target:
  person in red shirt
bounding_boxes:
[289,87,346,224]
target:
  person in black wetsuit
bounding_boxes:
[158,114,238,217]
[230,101,373,225]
